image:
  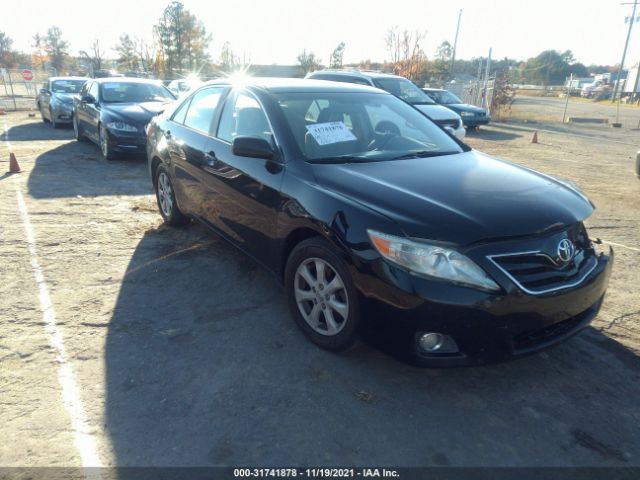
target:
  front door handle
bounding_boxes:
[204,150,217,166]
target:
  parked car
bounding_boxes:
[37,77,89,128]
[422,88,490,129]
[306,69,466,140]
[167,77,201,97]
[146,78,612,366]
[72,77,175,160]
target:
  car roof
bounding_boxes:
[93,77,163,84]
[202,77,385,94]
[49,76,90,81]
[308,69,410,81]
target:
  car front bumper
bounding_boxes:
[353,247,613,367]
[52,105,74,124]
[462,115,491,127]
[106,129,147,155]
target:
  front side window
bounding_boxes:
[275,91,463,162]
[430,90,463,105]
[100,82,174,103]
[217,92,273,143]
[182,87,225,134]
[88,82,99,100]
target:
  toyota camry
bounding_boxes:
[145,78,613,366]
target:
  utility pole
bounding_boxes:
[482,48,492,109]
[612,0,638,107]
[450,9,463,77]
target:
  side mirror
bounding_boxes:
[40,88,51,95]
[444,126,456,136]
[81,95,95,104]
[232,136,275,160]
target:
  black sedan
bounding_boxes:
[422,87,490,129]
[73,77,175,160]
[146,78,612,366]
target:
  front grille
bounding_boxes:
[487,225,597,295]
[434,119,460,129]
[489,249,597,295]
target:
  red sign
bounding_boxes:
[22,69,34,81]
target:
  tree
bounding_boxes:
[115,34,140,71]
[297,49,321,74]
[522,50,588,85]
[79,39,104,73]
[0,31,15,67]
[154,1,211,77]
[384,27,427,82]
[428,41,453,83]
[219,41,240,72]
[329,42,345,68]
[32,33,46,70]
[44,26,69,73]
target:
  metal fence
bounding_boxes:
[0,68,52,111]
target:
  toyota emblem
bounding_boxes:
[557,239,575,264]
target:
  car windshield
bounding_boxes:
[51,80,86,93]
[275,91,464,163]
[372,78,436,105]
[428,90,463,104]
[101,82,175,103]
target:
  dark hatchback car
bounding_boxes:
[146,78,612,366]
[72,77,175,159]
[422,88,490,129]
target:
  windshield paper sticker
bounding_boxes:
[306,122,357,145]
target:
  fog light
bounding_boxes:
[419,333,444,352]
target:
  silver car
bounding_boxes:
[37,77,89,128]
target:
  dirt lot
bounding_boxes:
[1,111,639,469]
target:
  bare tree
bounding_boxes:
[297,49,321,74]
[219,41,240,72]
[0,31,15,67]
[79,39,104,74]
[115,34,139,72]
[384,27,427,81]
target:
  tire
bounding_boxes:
[285,237,361,351]
[154,165,189,226]
[73,113,87,142]
[39,103,49,123]
[99,124,117,160]
[50,108,60,128]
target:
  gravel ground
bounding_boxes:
[1,112,639,469]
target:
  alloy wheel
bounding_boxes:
[157,172,174,217]
[100,127,109,157]
[294,257,349,336]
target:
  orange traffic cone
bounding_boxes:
[531,132,538,144]
[9,153,21,173]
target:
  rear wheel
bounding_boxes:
[285,238,360,350]
[155,166,189,226]
[99,124,116,160]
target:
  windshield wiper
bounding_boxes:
[309,155,370,164]
[391,150,459,160]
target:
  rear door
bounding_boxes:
[165,86,228,218]
[83,81,101,141]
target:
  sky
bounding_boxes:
[2,0,640,67]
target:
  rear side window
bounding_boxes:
[182,87,225,134]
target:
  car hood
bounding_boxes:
[312,150,593,246]
[103,101,171,124]
[447,103,487,114]
[413,104,462,121]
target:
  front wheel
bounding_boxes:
[155,166,189,226]
[39,104,49,123]
[73,114,86,142]
[99,124,116,160]
[285,238,361,351]
[49,108,59,128]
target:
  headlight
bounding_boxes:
[367,230,500,291]
[460,111,475,117]
[106,121,138,132]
